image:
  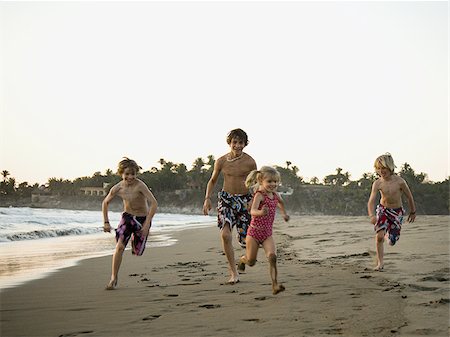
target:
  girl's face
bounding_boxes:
[261,175,279,193]
[229,137,245,155]
[122,167,137,185]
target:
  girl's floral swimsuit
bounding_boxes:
[247,191,279,244]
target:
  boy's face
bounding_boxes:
[377,166,392,179]
[122,167,137,185]
[229,137,246,155]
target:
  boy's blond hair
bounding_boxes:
[374,153,396,173]
[117,157,141,175]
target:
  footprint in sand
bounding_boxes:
[243,318,260,322]
[199,304,221,309]
[142,315,161,321]
[254,296,268,301]
[59,331,94,337]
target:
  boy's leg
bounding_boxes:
[262,237,285,294]
[374,230,385,270]
[221,224,239,284]
[106,240,125,290]
[238,235,259,271]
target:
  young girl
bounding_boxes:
[238,166,290,294]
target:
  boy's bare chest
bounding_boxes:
[222,161,251,177]
[379,181,400,196]
[118,186,141,202]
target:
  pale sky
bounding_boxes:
[1,1,448,185]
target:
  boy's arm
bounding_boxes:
[102,184,119,232]
[400,179,416,223]
[276,193,290,222]
[140,182,158,236]
[367,180,379,225]
[203,159,222,215]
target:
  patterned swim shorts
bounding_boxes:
[217,191,252,247]
[375,204,404,246]
[115,212,149,256]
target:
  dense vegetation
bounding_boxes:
[1,158,448,215]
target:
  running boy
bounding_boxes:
[367,153,416,271]
[203,128,257,284]
[238,166,289,294]
[103,157,158,290]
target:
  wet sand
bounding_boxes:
[1,215,448,336]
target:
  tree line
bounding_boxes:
[1,157,449,215]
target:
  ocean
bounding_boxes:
[0,207,216,290]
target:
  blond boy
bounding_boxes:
[367,153,416,271]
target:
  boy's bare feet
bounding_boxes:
[373,264,384,271]
[272,284,285,295]
[105,278,118,290]
[226,275,240,285]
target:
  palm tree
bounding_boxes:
[2,170,10,182]
[310,177,319,185]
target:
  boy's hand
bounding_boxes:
[369,215,376,225]
[283,214,290,222]
[203,199,211,215]
[140,223,151,237]
[103,222,111,233]
[407,213,416,223]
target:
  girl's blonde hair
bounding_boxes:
[374,153,396,173]
[245,166,281,191]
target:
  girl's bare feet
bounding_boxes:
[237,257,246,272]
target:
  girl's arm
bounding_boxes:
[276,193,290,222]
[250,192,267,217]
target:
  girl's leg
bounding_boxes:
[106,240,125,290]
[238,235,259,271]
[262,237,285,294]
[374,230,385,270]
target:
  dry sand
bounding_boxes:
[1,215,448,337]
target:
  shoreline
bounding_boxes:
[1,216,448,336]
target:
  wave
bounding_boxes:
[1,227,102,242]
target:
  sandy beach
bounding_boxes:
[1,215,448,337]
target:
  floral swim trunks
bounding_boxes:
[217,191,252,248]
[115,212,150,256]
[374,204,404,246]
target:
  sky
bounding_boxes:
[1,1,448,185]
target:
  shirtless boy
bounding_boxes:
[103,157,158,290]
[367,153,416,271]
[203,129,257,284]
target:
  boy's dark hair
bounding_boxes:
[117,157,141,175]
[226,128,249,146]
